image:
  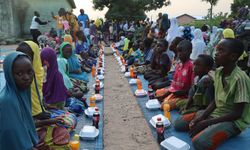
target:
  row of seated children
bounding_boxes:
[162,38,250,150]
[0,32,99,149]
[122,34,250,149]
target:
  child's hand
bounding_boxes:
[189,117,202,129]
[173,91,184,96]
[189,120,210,137]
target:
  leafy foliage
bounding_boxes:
[231,0,250,15]
[186,12,229,28]
[201,0,219,19]
[93,0,171,20]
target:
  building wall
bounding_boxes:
[177,16,195,25]
[0,0,16,37]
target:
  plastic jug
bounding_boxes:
[89,96,96,107]
[92,65,96,77]
[130,66,134,78]
[70,134,80,150]
[136,77,142,90]
[163,104,171,121]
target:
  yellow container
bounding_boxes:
[70,134,80,150]
[163,104,171,121]
[89,96,96,107]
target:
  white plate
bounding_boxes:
[160,136,190,150]
[121,66,126,73]
[149,114,171,128]
[97,75,104,80]
[96,70,105,75]
[124,72,130,78]
[79,125,99,140]
[84,107,98,117]
[135,89,147,97]
[94,94,103,101]
[146,99,161,110]
[118,61,122,66]
[92,82,104,89]
[129,79,137,85]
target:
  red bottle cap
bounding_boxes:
[157,117,161,121]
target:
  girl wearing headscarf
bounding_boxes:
[41,47,68,109]
[60,42,89,82]
[223,28,235,38]
[161,13,170,32]
[205,29,223,58]
[210,26,218,42]
[57,58,74,89]
[57,56,88,93]
[182,26,193,41]
[166,18,181,44]
[0,52,38,150]
[190,29,206,60]
[64,34,73,46]
[190,26,195,36]
[16,41,49,119]
[178,26,185,37]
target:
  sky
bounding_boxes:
[73,0,233,20]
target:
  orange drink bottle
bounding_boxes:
[163,104,171,121]
[130,67,134,78]
[70,134,80,150]
[89,96,96,107]
[92,65,96,77]
[136,77,142,90]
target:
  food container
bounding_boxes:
[160,136,190,150]
[97,75,104,80]
[135,89,147,97]
[129,79,137,85]
[79,125,99,140]
[149,114,171,128]
[84,107,98,117]
[94,94,103,101]
[124,72,130,78]
[146,99,161,110]
[121,66,126,73]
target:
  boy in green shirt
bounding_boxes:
[179,38,250,150]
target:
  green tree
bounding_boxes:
[93,0,171,20]
[202,0,219,20]
[231,0,250,16]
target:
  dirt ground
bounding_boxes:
[103,47,158,150]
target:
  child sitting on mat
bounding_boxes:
[156,40,194,110]
[175,54,214,115]
[175,38,250,150]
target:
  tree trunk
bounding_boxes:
[210,2,213,20]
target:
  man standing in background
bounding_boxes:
[78,9,89,29]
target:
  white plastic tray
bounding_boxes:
[149,114,171,128]
[79,125,99,140]
[160,136,190,150]
[129,79,137,85]
[146,99,161,110]
[135,89,147,97]
[84,107,98,117]
[124,72,130,78]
